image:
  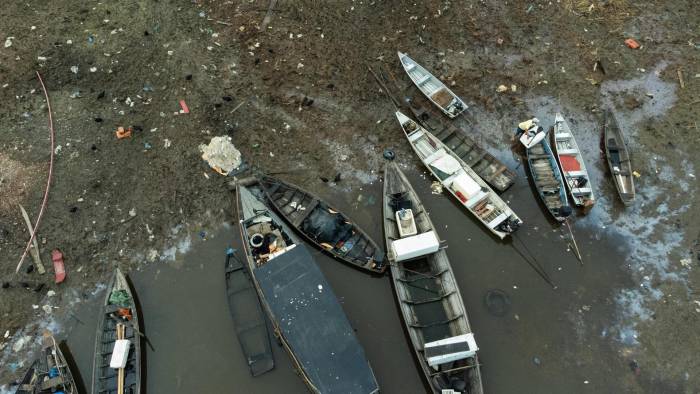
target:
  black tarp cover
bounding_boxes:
[255,244,379,394]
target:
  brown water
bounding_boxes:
[64,164,633,393]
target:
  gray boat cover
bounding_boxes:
[256,244,379,394]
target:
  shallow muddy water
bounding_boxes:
[56,160,638,393]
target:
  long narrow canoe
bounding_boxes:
[396,111,522,239]
[236,180,380,394]
[91,268,141,394]
[15,332,77,394]
[398,52,467,118]
[405,92,516,192]
[603,110,635,205]
[258,175,386,274]
[225,248,274,376]
[552,113,595,209]
[527,133,572,222]
[383,162,483,394]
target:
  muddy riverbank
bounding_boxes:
[1,0,699,392]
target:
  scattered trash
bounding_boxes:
[4,37,14,48]
[116,126,132,139]
[42,305,52,314]
[629,360,641,375]
[199,136,242,176]
[70,65,79,74]
[144,142,152,150]
[12,335,31,353]
[69,90,81,99]
[625,38,640,49]
[510,84,517,92]
[179,99,190,114]
[163,139,172,149]
[129,208,136,217]
[47,290,56,297]
[199,230,206,239]
[593,60,606,75]
[51,249,66,284]
[533,356,541,366]
[680,258,692,268]
[632,170,641,178]
[383,148,396,160]
[677,69,685,89]
[496,84,508,93]
[430,181,443,194]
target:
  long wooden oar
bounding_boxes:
[117,323,125,394]
[564,219,583,264]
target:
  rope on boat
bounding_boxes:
[512,233,557,290]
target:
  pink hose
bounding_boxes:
[16,71,55,273]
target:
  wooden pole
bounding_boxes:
[565,219,583,264]
[18,205,46,274]
[117,323,125,394]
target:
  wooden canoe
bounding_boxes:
[258,175,386,274]
[91,268,141,394]
[15,332,77,394]
[395,110,522,239]
[398,51,467,118]
[236,180,380,394]
[405,92,516,192]
[603,110,635,205]
[527,132,572,222]
[225,248,275,376]
[552,113,595,208]
[382,162,483,394]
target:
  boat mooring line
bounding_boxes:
[512,233,557,290]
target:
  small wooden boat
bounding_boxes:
[258,175,386,274]
[225,248,274,377]
[398,51,467,118]
[603,110,635,205]
[405,92,516,192]
[382,162,483,394]
[236,180,380,394]
[91,268,141,394]
[15,332,77,394]
[395,111,522,239]
[552,113,595,209]
[527,132,572,221]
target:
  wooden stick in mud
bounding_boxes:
[565,219,583,264]
[18,204,46,274]
[677,69,685,89]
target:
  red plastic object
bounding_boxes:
[179,99,190,114]
[625,38,640,49]
[560,155,582,171]
[51,249,66,284]
[455,191,467,203]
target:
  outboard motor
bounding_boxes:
[497,216,521,233]
[559,205,573,218]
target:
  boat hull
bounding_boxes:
[382,162,484,394]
